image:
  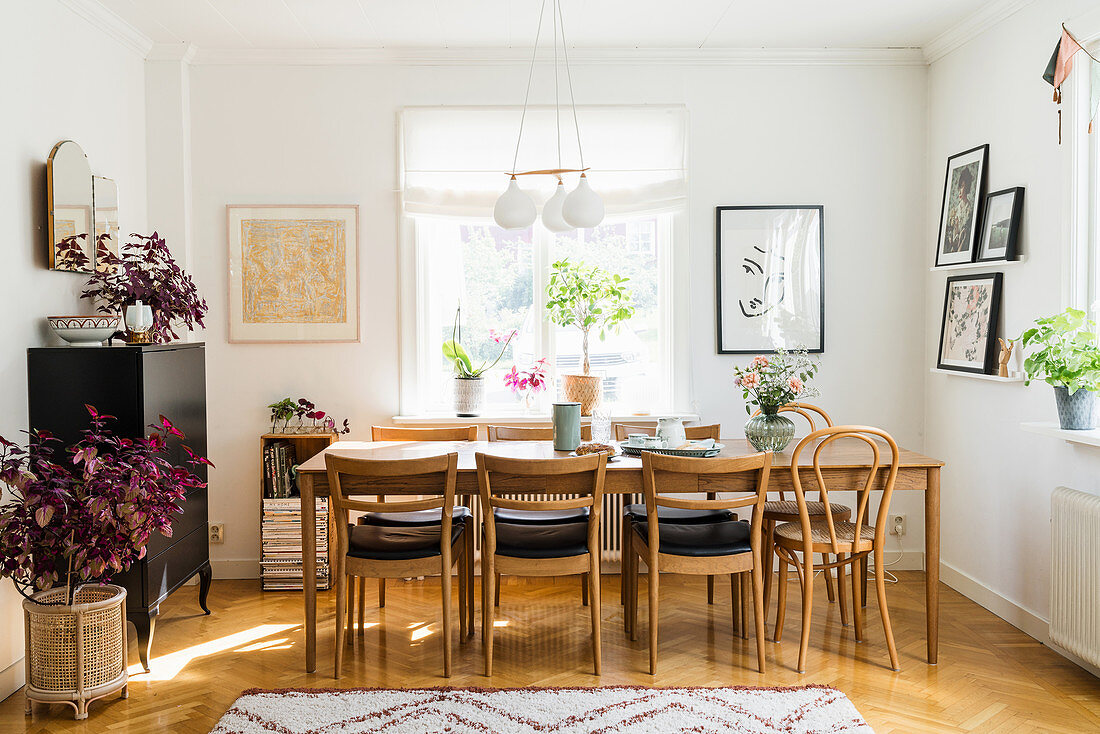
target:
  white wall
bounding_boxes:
[0,0,148,700]
[925,0,1100,648]
[184,60,929,575]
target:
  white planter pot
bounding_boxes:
[453,377,485,417]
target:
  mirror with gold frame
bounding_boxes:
[47,140,94,272]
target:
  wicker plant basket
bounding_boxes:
[561,373,602,416]
[23,584,128,720]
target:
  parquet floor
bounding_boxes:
[4,572,1099,733]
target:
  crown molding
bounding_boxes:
[190,45,926,68]
[146,42,198,63]
[922,0,1035,64]
[57,0,153,57]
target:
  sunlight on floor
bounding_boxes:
[410,623,436,641]
[127,624,297,680]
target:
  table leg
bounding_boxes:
[925,466,940,665]
[302,473,318,673]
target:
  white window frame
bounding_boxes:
[1064,11,1100,312]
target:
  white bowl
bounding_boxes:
[47,315,122,347]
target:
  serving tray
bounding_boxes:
[618,443,724,458]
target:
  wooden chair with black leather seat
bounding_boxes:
[476,451,608,676]
[326,452,472,678]
[626,449,772,674]
[771,426,901,673]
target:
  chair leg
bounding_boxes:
[874,544,900,671]
[589,560,602,676]
[442,559,453,677]
[762,520,775,617]
[465,519,475,639]
[483,556,495,676]
[457,546,468,647]
[378,578,386,608]
[836,553,850,627]
[630,548,640,642]
[824,554,836,603]
[334,563,347,678]
[741,572,751,640]
[797,553,813,674]
[494,572,501,607]
[346,576,355,646]
[861,554,869,608]
[773,552,788,642]
[582,573,589,606]
[730,572,740,638]
[852,554,864,643]
[751,551,767,673]
[620,517,629,606]
[708,575,715,604]
[647,558,659,675]
[357,575,365,637]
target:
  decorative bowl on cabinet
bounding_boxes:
[46,315,122,347]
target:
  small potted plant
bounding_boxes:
[544,259,634,415]
[442,306,516,417]
[268,397,351,435]
[268,398,297,433]
[734,349,819,451]
[1019,308,1100,429]
[81,232,208,344]
[504,358,550,413]
[0,406,210,719]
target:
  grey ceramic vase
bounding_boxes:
[744,409,796,452]
[1054,386,1097,430]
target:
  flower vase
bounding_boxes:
[744,407,796,452]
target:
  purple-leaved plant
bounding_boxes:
[81,232,208,343]
[0,405,211,605]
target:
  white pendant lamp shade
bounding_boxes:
[562,174,604,229]
[541,181,574,233]
[493,177,537,230]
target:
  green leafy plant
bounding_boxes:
[442,306,516,378]
[1019,308,1100,393]
[545,259,634,375]
[268,398,297,433]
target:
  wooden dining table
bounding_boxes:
[294,439,944,673]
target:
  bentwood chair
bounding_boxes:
[615,424,728,607]
[755,404,854,621]
[476,452,608,676]
[326,452,472,678]
[771,426,901,673]
[627,450,772,674]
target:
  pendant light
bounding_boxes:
[492,0,603,231]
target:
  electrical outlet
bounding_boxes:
[889,514,906,536]
[209,523,225,544]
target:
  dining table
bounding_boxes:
[293,438,944,673]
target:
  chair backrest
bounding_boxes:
[371,425,477,441]
[612,423,721,441]
[325,452,459,557]
[475,452,607,557]
[487,424,592,442]
[751,403,833,432]
[788,426,900,554]
[639,451,772,556]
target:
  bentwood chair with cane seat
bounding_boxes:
[614,424,728,607]
[476,451,608,676]
[771,426,901,673]
[326,452,472,678]
[626,450,772,674]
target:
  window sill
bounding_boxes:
[392,411,701,427]
[1020,422,1100,447]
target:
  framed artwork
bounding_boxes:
[935,144,988,267]
[715,205,824,354]
[976,187,1023,263]
[227,205,359,343]
[937,272,1002,374]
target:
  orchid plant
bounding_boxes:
[0,406,211,605]
[505,358,550,405]
[442,305,517,379]
[733,349,819,414]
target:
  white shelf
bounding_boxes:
[929,368,1024,382]
[929,256,1027,272]
[1021,421,1100,447]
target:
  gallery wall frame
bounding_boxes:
[934,144,989,267]
[936,271,1003,375]
[976,186,1024,263]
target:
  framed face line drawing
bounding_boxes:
[715,205,825,354]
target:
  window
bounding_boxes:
[1066,23,1100,312]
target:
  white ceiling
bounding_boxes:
[95,0,995,50]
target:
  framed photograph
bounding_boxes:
[227,205,359,343]
[976,187,1023,263]
[715,205,824,354]
[935,144,988,267]
[937,272,1002,374]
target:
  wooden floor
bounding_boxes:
[4,571,1100,733]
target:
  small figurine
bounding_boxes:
[997,338,1014,377]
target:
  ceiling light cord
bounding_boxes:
[553,0,561,170]
[511,0,548,176]
[556,0,585,171]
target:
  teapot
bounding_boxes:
[655,417,686,447]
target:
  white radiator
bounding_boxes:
[1050,486,1100,666]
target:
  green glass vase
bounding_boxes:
[744,408,796,452]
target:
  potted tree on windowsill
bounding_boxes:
[1019,307,1100,429]
[545,259,634,415]
[442,306,517,417]
[0,406,210,720]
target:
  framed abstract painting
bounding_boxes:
[976,187,1023,263]
[934,144,988,267]
[715,205,824,354]
[227,205,359,343]
[937,272,1002,374]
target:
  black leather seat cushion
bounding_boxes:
[491,507,589,558]
[357,507,472,526]
[623,504,734,524]
[347,521,465,561]
[492,507,589,524]
[632,519,751,557]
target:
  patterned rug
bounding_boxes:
[211,685,873,733]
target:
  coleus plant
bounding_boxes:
[0,405,211,605]
[82,232,208,343]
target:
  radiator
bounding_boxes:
[1050,486,1100,666]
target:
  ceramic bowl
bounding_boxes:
[47,315,122,347]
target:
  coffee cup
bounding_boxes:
[625,433,648,446]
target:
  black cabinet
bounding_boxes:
[27,343,211,672]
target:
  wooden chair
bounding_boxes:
[371,425,478,441]
[326,452,473,678]
[626,450,772,674]
[771,426,901,673]
[616,424,726,607]
[476,452,608,676]
[486,424,592,442]
[755,404,854,622]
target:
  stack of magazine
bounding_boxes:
[260,498,329,591]
[262,440,298,499]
